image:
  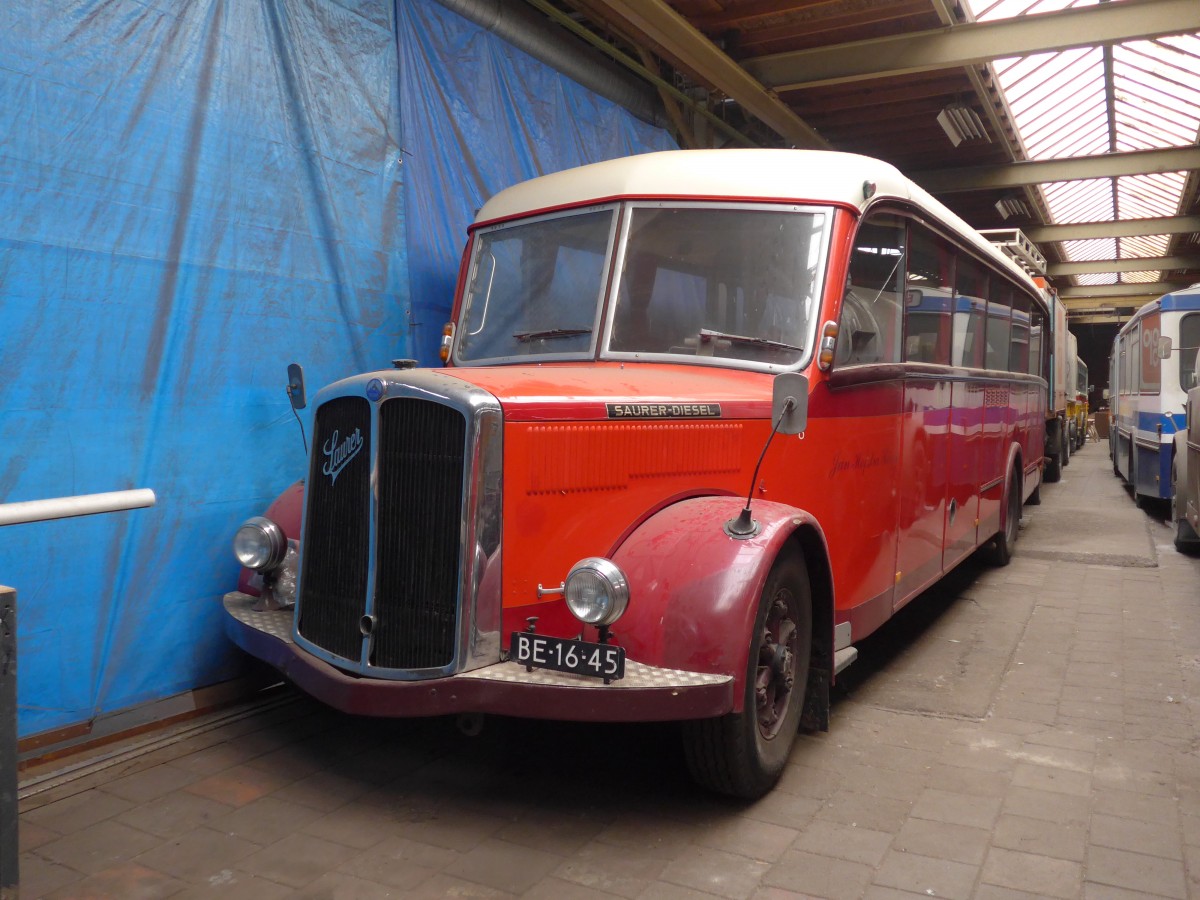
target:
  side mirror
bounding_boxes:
[772,372,809,435]
[286,363,307,410]
[904,289,923,307]
[1159,336,1172,359]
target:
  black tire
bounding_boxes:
[1172,463,1200,554]
[1026,477,1041,506]
[1045,442,1062,483]
[1062,431,1071,467]
[985,466,1021,566]
[684,548,812,799]
[1174,518,1200,554]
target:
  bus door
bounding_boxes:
[978,279,1015,539]
[894,226,953,606]
[946,292,988,569]
[1115,330,1132,480]
[1135,310,1163,498]
[1009,294,1034,483]
[829,211,907,630]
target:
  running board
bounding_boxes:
[834,646,858,674]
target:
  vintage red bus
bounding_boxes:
[224,149,1048,798]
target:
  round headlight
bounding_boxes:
[233,516,287,572]
[564,558,629,626]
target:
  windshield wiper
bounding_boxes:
[513,327,592,343]
[698,328,803,354]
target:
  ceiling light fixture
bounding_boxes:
[937,103,990,147]
[994,196,1030,221]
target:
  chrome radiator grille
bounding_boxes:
[372,399,465,669]
[297,396,371,663]
[295,381,490,677]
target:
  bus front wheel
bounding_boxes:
[683,547,812,799]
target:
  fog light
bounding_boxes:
[564,558,629,626]
[233,516,287,572]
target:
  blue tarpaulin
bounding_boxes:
[0,0,673,738]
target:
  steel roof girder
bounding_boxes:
[912,146,1200,193]
[1058,280,1195,298]
[743,0,1200,91]
[1049,255,1200,276]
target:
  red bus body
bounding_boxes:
[224,150,1047,796]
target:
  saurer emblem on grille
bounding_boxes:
[322,428,364,485]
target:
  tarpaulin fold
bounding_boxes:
[0,0,673,737]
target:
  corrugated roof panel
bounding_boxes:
[1122,234,1170,258]
[1075,272,1119,286]
[1043,179,1112,224]
[1119,172,1188,219]
[966,0,1200,288]
[1063,237,1118,263]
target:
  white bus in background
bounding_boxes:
[1110,288,1200,523]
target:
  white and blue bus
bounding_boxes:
[1110,287,1200,503]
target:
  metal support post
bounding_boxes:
[0,488,155,896]
[0,586,15,898]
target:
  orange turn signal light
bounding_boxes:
[439,322,455,363]
[817,321,839,371]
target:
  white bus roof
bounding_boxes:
[475,149,1035,290]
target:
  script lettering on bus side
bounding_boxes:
[828,449,898,479]
[605,402,722,419]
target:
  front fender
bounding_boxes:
[610,496,827,712]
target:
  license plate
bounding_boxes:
[510,632,625,681]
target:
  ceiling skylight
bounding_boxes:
[964,0,1200,288]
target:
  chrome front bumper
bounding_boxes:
[223,592,735,722]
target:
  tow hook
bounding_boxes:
[456,713,485,737]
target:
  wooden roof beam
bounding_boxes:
[575,0,830,148]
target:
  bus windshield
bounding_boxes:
[457,208,617,362]
[455,203,829,368]
[609,205,827,367]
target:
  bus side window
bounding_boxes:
[837,213,905,366]
[1010,292,1031,373]
[954,255,989,368]
[903,224,953,364]
[1028,305,1045,378]
[1130,324,1141,393]
[1119,336,1127,395]
[985,277,1013,371]
[1180,314,1200,390]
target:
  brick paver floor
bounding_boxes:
[17,440,1200,898]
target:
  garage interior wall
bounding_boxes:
[0,0,674,739]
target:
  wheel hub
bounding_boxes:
[756,591,798,738]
